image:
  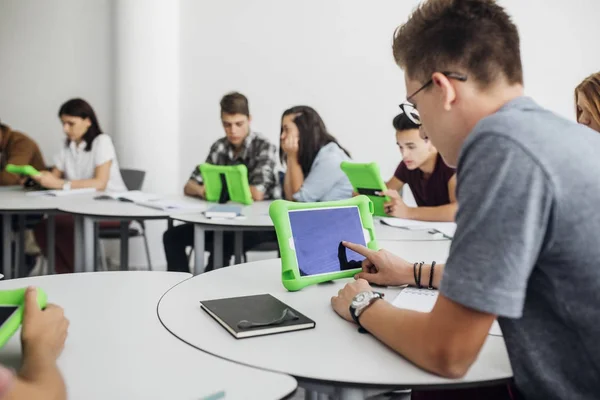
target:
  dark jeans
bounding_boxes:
[163,223,277,273]
[0,214,43,276]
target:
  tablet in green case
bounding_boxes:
[269,195,378,291]
[0,288,47,348]
[198,164,253,205]
[340,161,389,217]
[5,164,40,177]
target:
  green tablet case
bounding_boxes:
[340,161,389,217]
[5,164,40,177]
[269,195,379,291]
[198,164,253,205]
[0,288,47,348]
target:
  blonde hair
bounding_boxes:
[575,72,600,127]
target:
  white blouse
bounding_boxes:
[54,134,127,192]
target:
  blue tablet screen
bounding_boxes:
[289,206,366,276]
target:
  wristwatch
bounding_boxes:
[62,181,71,191]
[349,291,384,331]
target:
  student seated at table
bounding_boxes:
[382,110,457,222]
[0,287,69,399]
[0,119,48,273]
[163,92,279,273]
[331,1,600,400]
[33,98,127,274]
[0,119,46,186]
[280,106,353,202]
[575,71,600,133]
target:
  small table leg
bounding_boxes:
[17,215,26,277]
[234,231,243,264]
[74,216,83,273]
[2,214,12,279]
[213,231,224,269]
[46,215,55,274]
[335,388,365,400]
[193,224,205,275]
[120,221,129,271]
[83,217,95,273]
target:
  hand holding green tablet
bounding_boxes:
[340,161,390,217]
[5,164,41,177]
[0,287,47,348]
[199,163,253,205]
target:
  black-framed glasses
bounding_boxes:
[405,71,468,104]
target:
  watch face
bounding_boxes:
[351,292,371,308]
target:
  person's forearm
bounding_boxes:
[358,301,472,378]
[250,186,265,201]
[410,263,445,288]
[70,179,108,191]
[405,202,457,222]
[8,351,66,400]
[284,157,304,200]
[184,181,204,198]
[0,171,20,186]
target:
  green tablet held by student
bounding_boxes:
[5,164,41,177]
[340,161,389,217]
[0,288,47,348]
[198,163,253,205]
[269,195,378,291]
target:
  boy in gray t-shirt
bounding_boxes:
[330,1,600,399]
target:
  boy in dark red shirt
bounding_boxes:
[383,109,457,222]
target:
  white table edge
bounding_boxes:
[156,280,511,391]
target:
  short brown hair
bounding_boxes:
[220,92,250,117]
[393,0,523,87]
[575,72,600,127]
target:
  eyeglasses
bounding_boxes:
[405,71,468,105]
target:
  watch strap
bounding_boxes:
[350,292,383,333]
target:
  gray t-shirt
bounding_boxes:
[440,97,600,400]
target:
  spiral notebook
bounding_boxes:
[392,288,502,337]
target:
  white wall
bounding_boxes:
[179,0,422,183]
[179,0,600,186]
[110,0,181,268]
[501,0,600,119]
[0,0,113,161]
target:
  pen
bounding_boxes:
[200,390,225,400]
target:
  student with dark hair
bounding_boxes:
[0,119,46,186]
[332,1,600,399]
[0,120,48,273]
[33,98,126,274]
[383,107,457,222]
[163,92,279,272]
[280,106,352,202]
[575,71,600,133]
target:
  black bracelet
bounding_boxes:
[428,261,436,289]
[413,262,419,287]
[417,262,424,289]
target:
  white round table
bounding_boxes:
[0,188,63,278]
[174,203,448,275]
[173,201,274,274]
[158,260,512,399]
[378,240,451,264]
[58,195,207,272]
[0,271,297,399]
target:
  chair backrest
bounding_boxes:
[120,169,146,191]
